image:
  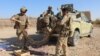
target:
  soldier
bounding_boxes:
[46,6,57,29]
[10,7,29,51]
[38,6,54,33]
[37,14,43,33]
[55,4,73,56]
[47,6,54,16]
[37,12,49,33]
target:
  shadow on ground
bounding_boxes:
[0,34,57,56]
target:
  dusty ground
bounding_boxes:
[0,27,100,56]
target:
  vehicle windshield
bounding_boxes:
[81,13,90,22]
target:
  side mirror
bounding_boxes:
[76,14,81,18]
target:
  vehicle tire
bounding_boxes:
[68,30,80,46]
[88,27,93,38]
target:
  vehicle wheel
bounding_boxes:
[68,31,80,46]
[88,28,93,38]
[88,35,91,37]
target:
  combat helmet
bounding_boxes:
[20,7,27,12]
[48,6,52,10]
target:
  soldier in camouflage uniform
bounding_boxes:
[37,14,44,33]
[46,6,57,30]
[37,6,54,32]
[11,7,29,51]
[55,4,73,56]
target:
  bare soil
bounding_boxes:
[0,27,100,56]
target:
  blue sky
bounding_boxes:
[0,0,99,20]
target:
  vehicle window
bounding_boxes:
[76,13,81,18]
[81,13,89,22]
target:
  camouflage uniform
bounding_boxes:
[11,7,29,51]
[40,14,51,43]
[55,11,71,56]
[37,14,44,33]
[37,6,54,32]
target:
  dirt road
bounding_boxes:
[0,27,100,56]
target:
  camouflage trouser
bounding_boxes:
[40,27,50,44]
[16,26,28,50]
[55,31,69,56]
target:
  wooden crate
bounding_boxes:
[14,50,31,56]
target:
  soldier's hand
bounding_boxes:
[25,29,28,32]
[17,20,21,23]
[47,27,52,32]
[26,27,29,29]
[12,18,22,23]
[49,28,52,32]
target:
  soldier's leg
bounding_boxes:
[62,37,68,56]
[16,29,23,40]
[39,27,50,45]
[16,29,23,49]
[62,30,69,56]
[22,29,29,51]
[55,37,63,56]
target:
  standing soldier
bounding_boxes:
[10,7,29,51]
[55,4,73,56]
